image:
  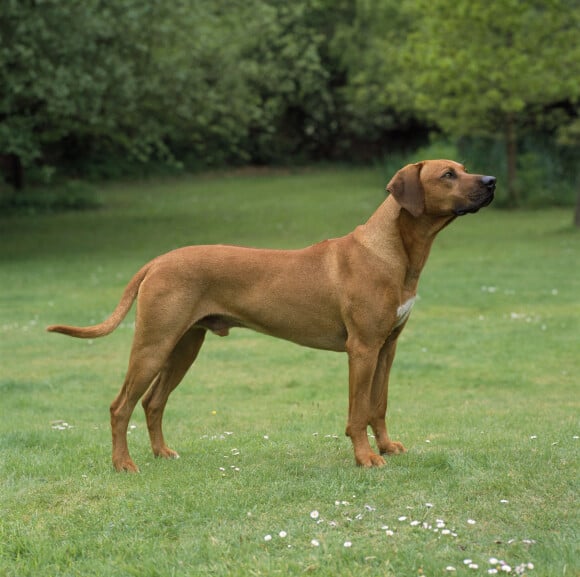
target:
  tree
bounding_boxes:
[0,1,165,186]
[0,0,259,186]
[0,0,345,184]
[324,0,422,152]
[557,111,580,227]
[397,0,580,206]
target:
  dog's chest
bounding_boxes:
[394,296,416,328]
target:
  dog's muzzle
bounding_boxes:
[454,175,496,216]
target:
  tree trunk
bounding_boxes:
[505,113,519,207]
[574,186,580,228]
[1,153,24,190]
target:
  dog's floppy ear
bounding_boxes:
[386,162,425,217]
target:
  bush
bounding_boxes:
[0,181,101,214]
[379,137,578,209]
[459,137,578,208]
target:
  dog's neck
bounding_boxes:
[397,203,455,289]
[356,196,455,292]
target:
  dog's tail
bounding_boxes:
[46,263,152,339]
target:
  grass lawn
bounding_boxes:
[1,167,578,577]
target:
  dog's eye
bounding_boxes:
[442,170,456,179]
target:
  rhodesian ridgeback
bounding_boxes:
[48,159,496,472]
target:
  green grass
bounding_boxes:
[1,168,578,577]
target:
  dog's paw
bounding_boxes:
[113,458,140,473]
[155,447,180,460]
[356,451,386,468]
[379,440,406,455]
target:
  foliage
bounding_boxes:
[1,170,578,576]
[329,0,416,136]
[556,107,580,225]
[0,0,254,170]
[358,0,580,205]
[457,137,578,208]
[0,0,338,175]
[1,0,579,212]
[403,0,580,135]
[0,181,101,214]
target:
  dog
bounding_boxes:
[48,160,496,472]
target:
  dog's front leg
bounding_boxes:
[345,340,386,467]
[370,338,406,456]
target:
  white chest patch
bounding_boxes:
[394,296,416,328]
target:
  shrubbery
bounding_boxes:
[1,0,579,211]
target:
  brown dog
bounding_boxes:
[48,160,495,472]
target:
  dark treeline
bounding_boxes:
[1,0,579,211]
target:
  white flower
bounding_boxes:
[343,541,352,548]
[310,510,319,520]
[446,567,456,572]
[488,570,498,575]
[489,557,499,565]
[425,503,434,508]
[501,565,511,573]
[311,539,320,547]
[410,520,421,526]
[264,534,272,542]
[398,516,407,521]
[385,530,394,536]
[279,531,287,538]
[467,519,476,525]
[464,559,473,565]
[469,564,479,570]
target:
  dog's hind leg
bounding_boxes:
[141,327,206,461]
[109,323,191,472]
[110,353,167,472]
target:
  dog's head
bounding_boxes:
[386,159,496,218]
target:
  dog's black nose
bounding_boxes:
[481,175,496,190]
